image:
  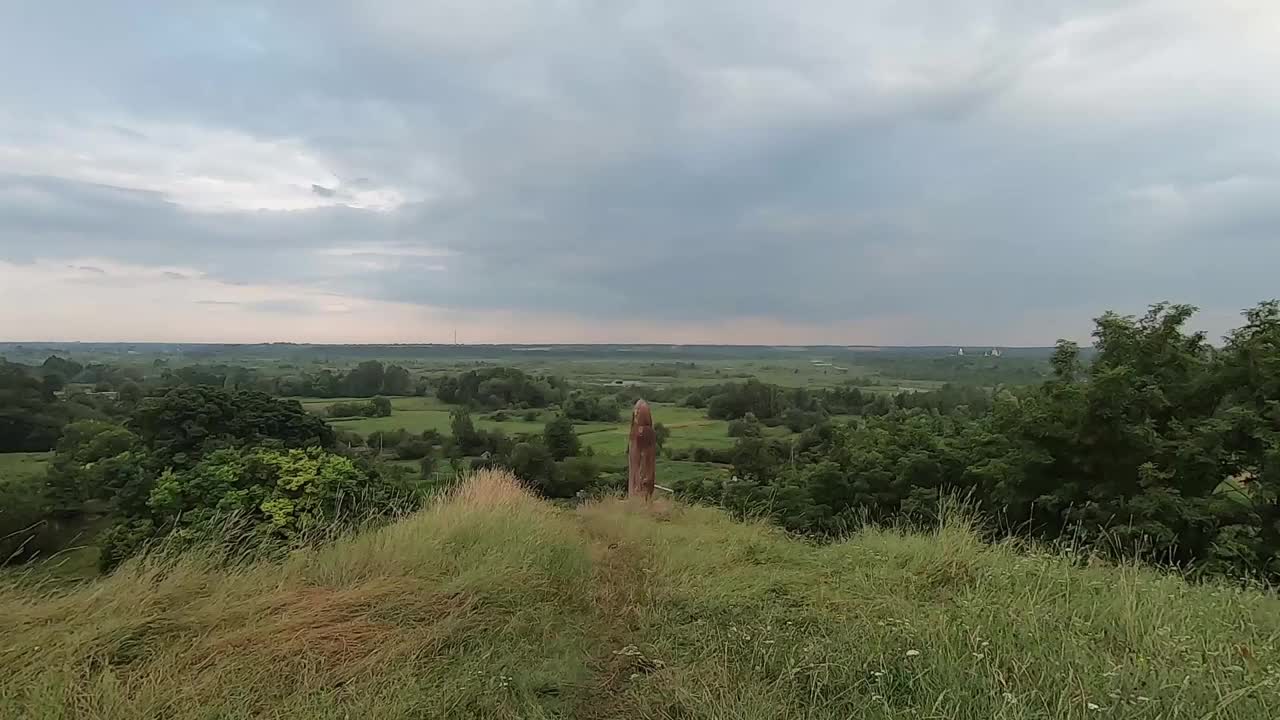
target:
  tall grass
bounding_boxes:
[0,470,598,719]
[3,475,1279,719]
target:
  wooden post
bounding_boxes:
[628,399,656,500]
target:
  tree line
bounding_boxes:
[677,302,1280,581]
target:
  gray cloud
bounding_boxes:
[1,1,1278,343]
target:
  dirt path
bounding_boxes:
[566,501,665,720]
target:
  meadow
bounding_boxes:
[0,451,50,485]
[301,395,784,462]
[3,470,1275,720]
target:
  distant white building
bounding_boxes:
[957,348,965,356]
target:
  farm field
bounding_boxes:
[0,452,51,485]
[297,396,767,456]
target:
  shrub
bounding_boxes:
[97,447,400,571]
[394,438,433,460]
[556,456,601,497]
[543,415,580,460]
[562,394,620,422]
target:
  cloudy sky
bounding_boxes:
[1,1,1277,345]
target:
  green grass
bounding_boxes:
[655,459,731,488]
[0,452,51,485]
[3,471,1277,719]
[296,396,452,413]
[308,397,763,455]
[577,403,790,455]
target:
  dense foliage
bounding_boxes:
[156,360,421,398]
[16,386,397,570]
[435,367,561,409]
[130,387,333,470]
[0,361,114,451]
[561,393,620,422]
[326,397,392,418]
[679,302,1280,580]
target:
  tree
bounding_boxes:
[448,407,480,456]
[654,422,670,451]
[130,387,333,470]
[42,373,66,395]
[543,415,580,460]
[344,361,386,397]
[45,420,142,514]
[382,365,413,395]
[554,456,600,498]
[117,381,143,406]
[394,438,432,460]
[508,441,560,494]
[1214,301,1280,573]
[727,413,762,438]
[112,447,382,566]
[436,367,558,408]
[41,355,83,379]
[0,361,89,452]
[371,396,393,417]
[562,393,620,422]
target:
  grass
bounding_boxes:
[577,403,791,455]
[0,452,52,485]
[305,397,764,456]
[3,471,1277,719]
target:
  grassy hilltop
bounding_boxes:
[3,471,1279,720]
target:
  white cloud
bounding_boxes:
[0,116,409,212]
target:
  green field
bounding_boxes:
[297,396,766,456]
[0,452,51,485]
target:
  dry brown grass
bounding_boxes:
[446,467,539,510]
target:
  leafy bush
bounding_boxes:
[435,367,560,409]
[327,397,391,418]
[555,456,601,497]
[394,438,433,460]
[131,387,333,469]
[562,394,620,422]
[543,415,580,460]
[96,447,403,571]
[727,413,762,438]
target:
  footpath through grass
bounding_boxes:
[3,472,1279,719]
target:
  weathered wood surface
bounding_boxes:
[627,399,656,500]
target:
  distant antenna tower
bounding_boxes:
[453,328,458,346]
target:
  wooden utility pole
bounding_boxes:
[627,399,657,500]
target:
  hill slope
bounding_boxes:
[3,471,1279,719]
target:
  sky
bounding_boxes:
[1,1,1278,346]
